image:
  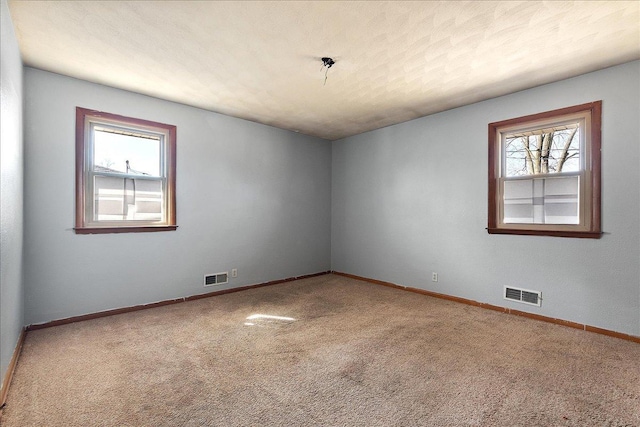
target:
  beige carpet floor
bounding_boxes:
[2,274,639,426]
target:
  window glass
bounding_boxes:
[93,126,161,177]
[93,176,163,222]
[503,176,579,225]
[504,123,580,177]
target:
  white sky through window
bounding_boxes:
[93,129,161,176]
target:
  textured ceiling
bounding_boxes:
[7,1,640,141]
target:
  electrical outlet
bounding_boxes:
[432,272,438,282]
[231,268,238,278]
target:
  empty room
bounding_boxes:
[1,1,639,426]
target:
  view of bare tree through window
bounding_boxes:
[504,124,580,177]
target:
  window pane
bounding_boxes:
[504,124,580,177]
[503,179,534,223]
[504,176,579,225]
[543,175,579,225]
[94,128,161,177]
[94,175,163,222]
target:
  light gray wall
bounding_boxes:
[0,0,25,388]
[24,69,331,325]
[332,61,640,336]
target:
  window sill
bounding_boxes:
[74,225,178,235]
[487,227,601,239]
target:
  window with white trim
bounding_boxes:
[488,101,601,238]
[75,108,177,234]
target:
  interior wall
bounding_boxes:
[24,68,331,325]
[0,0,25,388]
[332,61,640,336]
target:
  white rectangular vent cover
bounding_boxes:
[504,286,541,307]
[204,272,228,286]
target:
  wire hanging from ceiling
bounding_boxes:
[320,57,335,86]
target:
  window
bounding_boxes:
[75,108,177,234]
[488,101,601,238]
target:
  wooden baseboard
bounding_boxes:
[28,271,331,331]
[0,327,27,410]
[333,271,640,344]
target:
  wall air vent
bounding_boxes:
[204,272,228,287]
[504,286,541,307]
